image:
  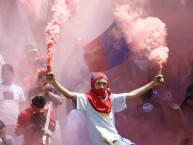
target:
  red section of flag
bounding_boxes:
[84,36,108,72]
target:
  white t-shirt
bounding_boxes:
[76,93,127,145]
[0,84,25,125]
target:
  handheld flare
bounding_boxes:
[47,57,52,72]
[158,59,163,75]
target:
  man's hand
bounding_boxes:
[153,74,164,86]
[41,83,52,93]
[170,103,181,110]
[31,113,46,129]
[46,72,55,85]
[42,128,52,137]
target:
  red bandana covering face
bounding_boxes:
[85,72,112,113]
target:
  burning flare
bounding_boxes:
[45,0,78,72]
[114,2,169,74]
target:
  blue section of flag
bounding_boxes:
[84,22,131,72]
[101,22,130,69]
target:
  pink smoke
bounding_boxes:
[114,3,169,74]
[45,0,78,71]
[20,0,49,20]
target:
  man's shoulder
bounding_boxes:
[110,93,126,98]
[77,93,87,97]
[11,84,24,91]
[20,107,32,115]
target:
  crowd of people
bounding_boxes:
[0,42,193,145]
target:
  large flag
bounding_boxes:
[83,22,131,72]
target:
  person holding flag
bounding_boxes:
[46,71,164,145]
[15,96,56,145]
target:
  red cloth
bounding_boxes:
[90,72,108,88]
[86,72,112,113]
[16,107,56,145]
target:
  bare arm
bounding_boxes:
[46,73,77,100]
[39,83,63,105]
[170,103,183,119]
[47,91,62,105]
[126,75,164,99]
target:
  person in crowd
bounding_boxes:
[23,56,47,93]
[129,89,166,145]
[16,42,39,79]
[28,69,62,106]
[178,84,193,145]
[180,49,193,102]
[15,42,44,95]
[0,120,16,145]
[46,71,164,145]
[60,56,91,145]
[133,89,165,129]
[0,63,25,143]
[65,110,91,145]
[168,83,193,145]
[28,69,62,145]
[15,96,56,145]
